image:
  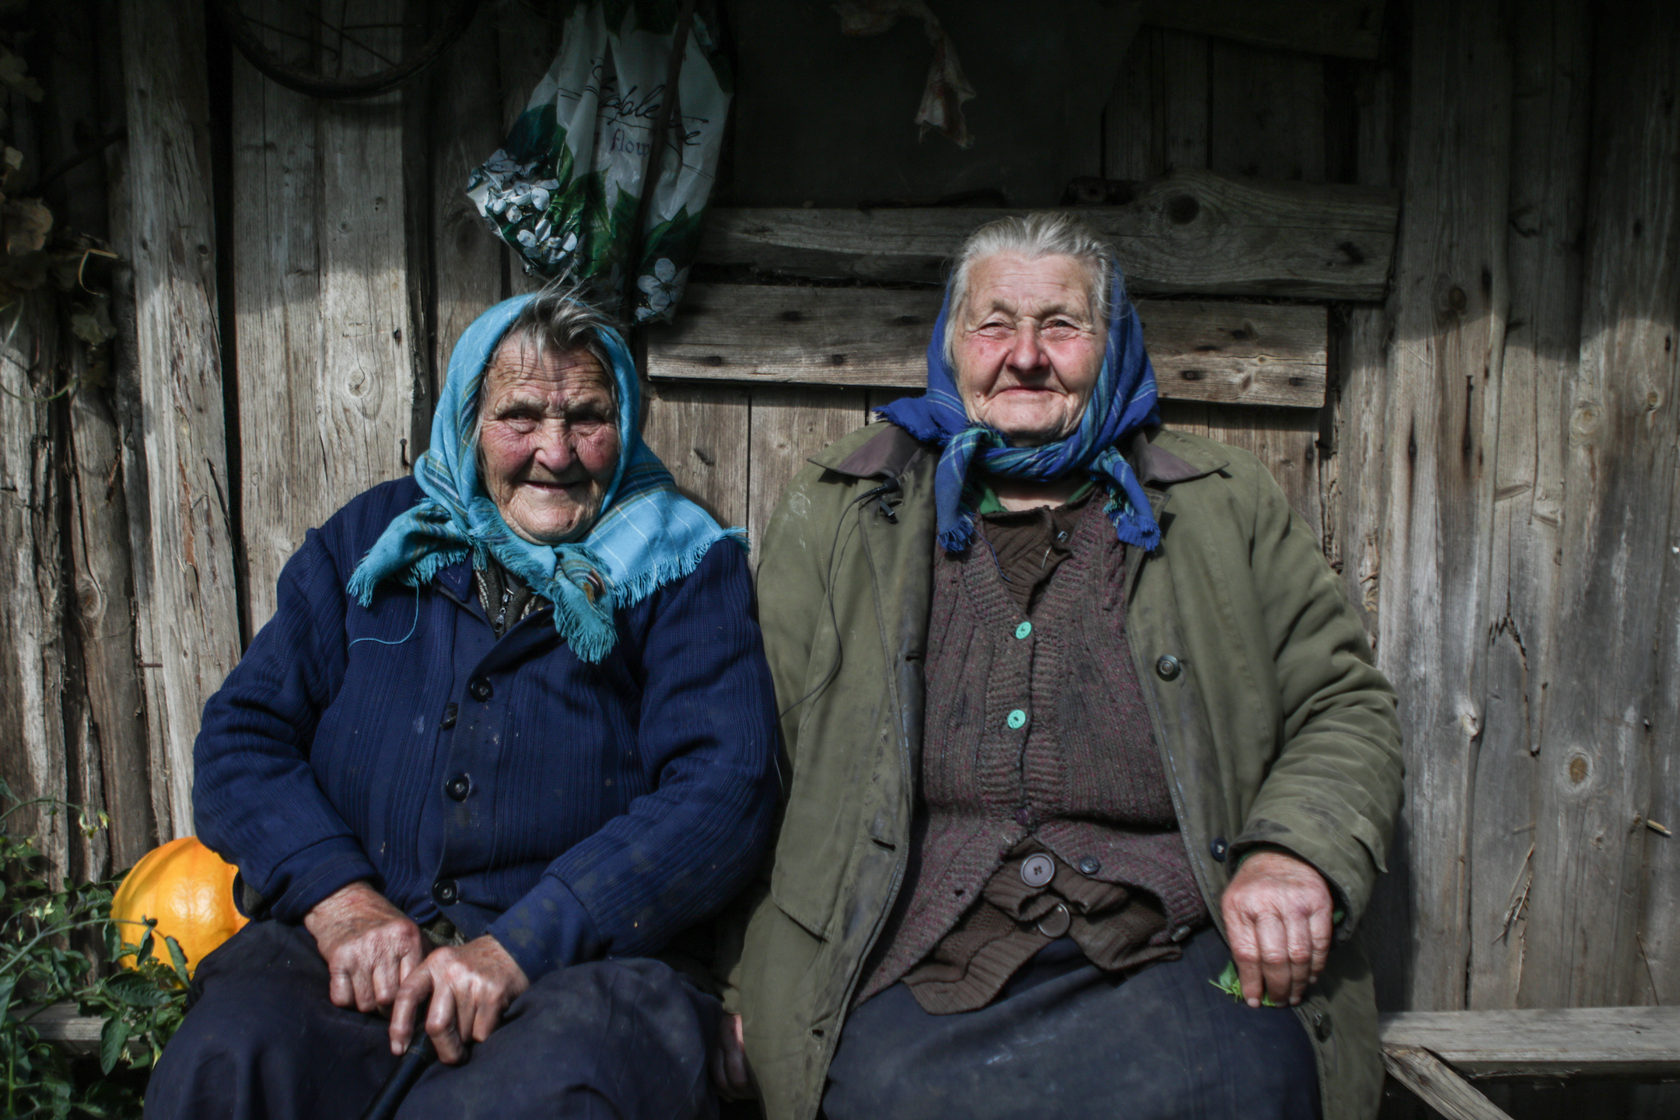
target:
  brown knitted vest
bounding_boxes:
[857,498,1209,1011]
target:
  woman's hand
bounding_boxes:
[1218,850,1333,1008]
[388,935,529,1064]
[710,1012,756,1099]
[303,880,425,1014]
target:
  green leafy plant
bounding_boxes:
[1,783,189,1118]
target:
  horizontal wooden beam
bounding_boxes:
[698,170,1397,301]
[1379,1007,1680,1077]
[648,283,1327,409]
[1140,0,1385,60]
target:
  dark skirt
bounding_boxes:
[823,925,1320,1120]
[145,919,721,1120]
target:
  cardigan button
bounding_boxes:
[1014,621,1033,640]
[1006,708,1027,731]
[439,702,458,730]
[1155,655,1183,681]
[445,774,470,801]
[468,677,493,702]
[1312,1009,1333,1040]
[1170,923,1194,943]
[1210,837,1229,862]
[1036,902,1072,938]
[1020,854,1055,888]
[1077,855,1102,875]
[432,878,459,906]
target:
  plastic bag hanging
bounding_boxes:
[467,1,730,324]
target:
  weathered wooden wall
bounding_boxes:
[3,1,1678,1114]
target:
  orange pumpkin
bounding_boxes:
[110,836,249,977]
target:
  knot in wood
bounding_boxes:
[1166,195,1200,224]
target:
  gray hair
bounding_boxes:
[473,285,617,443]
[496,284,616,397]
[944,212,1117,365]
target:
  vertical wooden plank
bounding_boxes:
[1104,28,1209,181]
[747,388,868,563]
[67,367,156,871]
[642,382,751,530]
[1158,31,1210,172]
[230,1,322,631]
[1321,45,1402,1011]
[0,301,71,875]
[314,20,415,511]
[1467,0,1590,1010]
[120,0,242,837]
[426,0,507,399]
[1376,0,1512,1011]
[1207,41,1326,181]
[1522,0,1680,1010]
[1104,27,1161,180]
[494,1,563,297]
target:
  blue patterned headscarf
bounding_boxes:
[348,294,741,662]
[877,264,1162,553]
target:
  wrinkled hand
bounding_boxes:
[1219,850,1332,1008]
[389,935,529,1064]
[303,881,425,1014]
[710,1013,756,1100]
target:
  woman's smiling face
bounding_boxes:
[477,337,619,543]
[951,252,1104,446]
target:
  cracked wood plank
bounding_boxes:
[1519,0,1680,1009]
[648,284,1327,409]
[120,0,241,836]
[1468,0,1590,1009]
[1382,1046,1514,1120]
[231,0,416,631]
[1373,0,1513,1011]
[1380,1007,1680,1077]
[698,170,1397,300]
[0,300,71,878]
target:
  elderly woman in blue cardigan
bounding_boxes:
[147,290,780,1119]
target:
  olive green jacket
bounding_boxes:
[724,423,1403,1120]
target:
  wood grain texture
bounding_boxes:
[699,170,1397,300]
[426,0,507,412]
[746,388,868,564]
[1381,1047,1514,1120]
[120,0,242,837]
[1374,0,1512,1011]
[67,380,156,871]
[229,0,323,632]
[1208,42,1326,182]
[1140,0,1385,60]
[1520,0,1680,1009]
[0,304,71,877]
[1469,0,1589,1010]
[641,382,751,531]
[648,284,1327,408]
[1380,1007,1680,1076]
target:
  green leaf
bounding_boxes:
[162,936,189,985]
[98,1016,129,1075]
[1208,958,1280,1007]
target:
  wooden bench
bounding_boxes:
[28,1001,1680,1116]
[1379,1007,1680,1119]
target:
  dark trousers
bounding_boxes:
[823,925,1320,1120]
[145,919,721,1120]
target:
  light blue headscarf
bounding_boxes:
[877,264,1162,553]
[347,293,741,662]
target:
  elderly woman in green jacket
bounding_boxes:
[715,213,1403,1120]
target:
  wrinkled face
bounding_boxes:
[951,252,1104,446]
[477,338,620,544]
